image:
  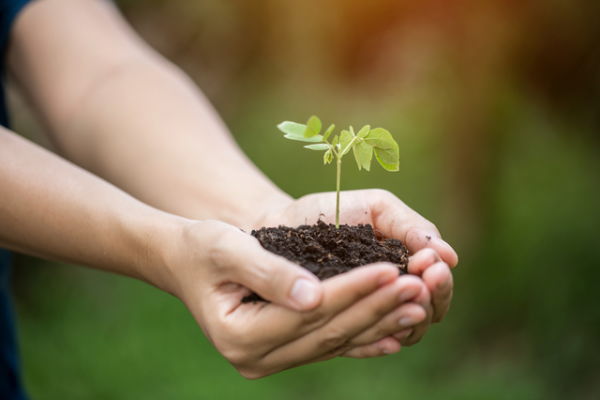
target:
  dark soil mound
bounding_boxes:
[242,220,409,303]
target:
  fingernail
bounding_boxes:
[379,341,400,355]
[290,278,319,308]
[382,346,400,355]
[399,315,420,327]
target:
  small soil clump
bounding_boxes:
[242,220,409,303]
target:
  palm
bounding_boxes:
[255,189,458,328]
[259,191,380,230]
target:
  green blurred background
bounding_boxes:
[10,0,600,399]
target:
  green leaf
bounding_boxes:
[357,125,370,138]
[278,121,306,138]
[365,127,399,170]
[323,124,335,141]
[339,129,354,156]
[278,121,321,142]
[284,134,324,143]
[364,127,397,149]
[352,141,373,171]
[323,148,333,164]
[304,143,329,151]
[277,120,323,142]
[304,115,322,138]
[374,146,399,171]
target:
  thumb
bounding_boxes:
[219,232,323,311]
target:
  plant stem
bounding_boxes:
[336,157,341,228]
[340,136,359,157]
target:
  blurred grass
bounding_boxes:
[10,0,600,398]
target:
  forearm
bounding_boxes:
[46,58,290,227]
[9,0,290,228]
[0,127,184,294]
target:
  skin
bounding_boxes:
[2,0,458,378]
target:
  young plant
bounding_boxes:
[277,115,399,228]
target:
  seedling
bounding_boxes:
[277,115,399,228]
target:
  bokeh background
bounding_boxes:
[10,0,600,399]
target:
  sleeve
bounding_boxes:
[0,0,32,58]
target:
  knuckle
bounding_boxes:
[421,247,440,262]
[321,327,349,350]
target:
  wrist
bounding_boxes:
[124,209,191,296]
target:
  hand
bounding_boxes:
[255,189,458,346]
[164,219,429,378]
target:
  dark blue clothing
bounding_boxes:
[1,1,33,399]
[1,251,26,400]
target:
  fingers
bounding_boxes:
[405,228,458,268]
[341,336,403,358]
[402,284,432,346]
[346,303,426,347]
[211,264,412,378]
[210,226,323,311]
[408,248,441,275]
[408,248,453,323]
[369,190,458,267]
[259,275,425,370]
[227,263,402,347]
[422,262,453,322]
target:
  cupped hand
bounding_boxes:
[255,189,458,346]
[165,219,429,378]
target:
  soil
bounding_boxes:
[242,220,409,303]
